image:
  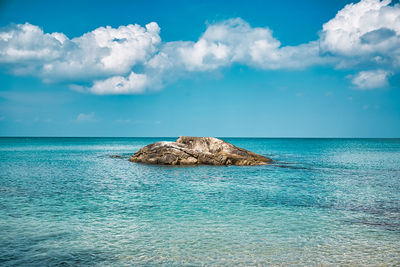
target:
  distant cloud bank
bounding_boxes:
[0,0,399,94]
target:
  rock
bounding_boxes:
[129,136,272,166]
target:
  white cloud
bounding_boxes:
[149,18,326,73]
[76,112,97,123]
[0,18,326,92]
[0,23,66,63]
[1,0,400,93]
[351,69,392,89]
[0,22,160,82]
[89,72,149,94]
[320,0,400,68]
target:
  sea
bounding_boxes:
[0,137,399,266]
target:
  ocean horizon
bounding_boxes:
[1,137,399,265]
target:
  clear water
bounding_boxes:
[0,137,399,266]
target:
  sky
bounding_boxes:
[0,0,400,137]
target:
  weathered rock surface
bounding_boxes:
[129,136,272,166]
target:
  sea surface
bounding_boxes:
[0,137,399,266]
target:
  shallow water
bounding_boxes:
[0,137,399,266]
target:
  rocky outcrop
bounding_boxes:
[129,136,272,166]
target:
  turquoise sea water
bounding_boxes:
[0,137,399,266]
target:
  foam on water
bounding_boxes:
[0,138,399,265]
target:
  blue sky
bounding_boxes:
[0,0,399,137]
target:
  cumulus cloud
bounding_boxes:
[0,0,400,94]
[320,0,400,68]
[89,72,150,94]
[149,18,327,73]
[0,22,160,83]
[351,69,392,89]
